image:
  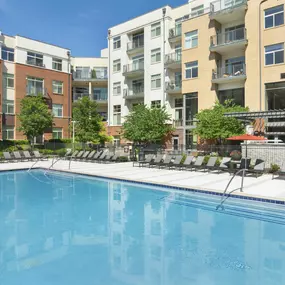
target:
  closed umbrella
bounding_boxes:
[227,134,267,158]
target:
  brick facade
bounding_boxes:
[15,63,72,140]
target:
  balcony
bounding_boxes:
[93,93,108,104]
[123,86,144,100]
[168,27,182,43]
[210,0,247,24]
[26,59,45,68]
[26,87,48,97]
[73,69,108,82]
[123,62,144,78]
[165,81,182,95]
[173,119,183,128]
[165,53,182,69]
[210,28,247,55]
[212,63,246,84]
[127,40,144,55]
[73,93,90,101]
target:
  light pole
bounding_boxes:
[71,120,76,151]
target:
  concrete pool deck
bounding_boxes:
[1,160,285,202]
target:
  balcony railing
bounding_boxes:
[73,93,90,101]
[212,63,246,80]
[73,69,108,80]
[93,93,108,101]
[26,59,45,68]
[123,62,144,74]
[211,28,246,47]
[173,119,183,128]
[165,52,182,65]
[169,27,182,39]
[127,40,144,51]
[166,81,182,92]
[26,86,47,97]
[123,86,144,98]
[210,0,247,15]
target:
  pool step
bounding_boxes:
[161,193,285,225]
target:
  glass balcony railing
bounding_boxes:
[73,69,108,80]
[211,28,247,47]
[173,119,183,128]
[93,93,108,101]
[165,52,182,66]
[123,86,144,98]
[210,0,247,15]
[26,58,45,68]
[73,93,90,101]
[123,62,144,74]
[212,63,246,80]
[127,40,144,51]
[166,81,182,92]
[169,27,182,39]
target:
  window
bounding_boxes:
[151,22,161,38]
[151,48,161,64]
[174,98,183,125]
[93,67,108,79]
[151,100,161,108]
[151,220,161,236]
[113,210,121,224]
[1,47,14,62]
[2,127,14,140]
[113,36,121,50]
[132,55,144,70]
[93,88,107,101]
[151,74,161,89]
[265,5,284,29]
[52,58,62,71]
[26,77,44,95]
[113,59,121,73]
[218,88,245,107]
[185,30,198,49]
[52,128,63,139]
[191,4,204,16]
[185,61,198,79]
[265,43,284,65]
[113,105,121,125]
[52,81,63,94]
[3,73,14,88]
[52,104,63,118]
[27,52,44,67]
[2,100,15,114]
[113,82,121,95]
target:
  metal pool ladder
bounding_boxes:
[216,169,246,211]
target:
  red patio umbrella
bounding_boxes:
[227,134,267,158]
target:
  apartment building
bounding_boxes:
[0,32,72,141]
[71,51,108,122]
[182,0,285,147]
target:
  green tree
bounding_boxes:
[18,95,53,146]
[122,104,174,143]
[193,100,248,144]
[72,96,112,143]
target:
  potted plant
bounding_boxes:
[230,150,242,161]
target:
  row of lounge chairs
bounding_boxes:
[67,150,118,163]
[134,155,266,177]
[1,151,48,162]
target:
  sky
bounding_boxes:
[0,0,187,57]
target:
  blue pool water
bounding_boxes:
[0,170,285,285]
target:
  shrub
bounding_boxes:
[269,164,280,173]
[48,139,72,143]
[180,153,187,164]
[230,150,242,161]
[117,156,129,162]
[203,155,211,165]
[39,149,54,156]
[55,149,67,157]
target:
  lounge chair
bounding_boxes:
[13,151,24,162]
[85,150,96,161]
[90,151,102,162]
[96,151,108,163]
[179,156,194,170]
[247,159,265,177]
[63,149,72,159]
[149,154,163,168]
[23,151,34,161]
[169,155,183,170]
[2,152,15,162]
[158,155,172,169]
[191,156,205,171]
[204,157,218,172]
[33,151,48,161]
[230,158,252,175]
[109,154,118,163]
[217,157,231,173]
[133,155,153,167]
[73,151,84,160]
[274,162,285,179]
[79,151,90,160]
[100,154,113,163]
[67,150,79,160]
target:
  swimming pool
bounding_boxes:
[0,170,285,285]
